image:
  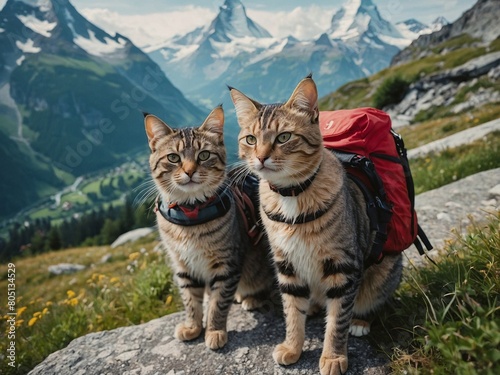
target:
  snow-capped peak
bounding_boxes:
[396,19,429,34]
[430,16,449,32]
[16,0,52,12]
[328,0,403,42]
[209,0,271,42]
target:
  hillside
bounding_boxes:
[0,0,204,218]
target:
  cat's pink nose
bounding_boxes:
[257,156,269,164]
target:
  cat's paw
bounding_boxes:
[241,296,262,311]
[319,354,348,375]
[273,343,302,365]
[205,329,228,350]
[349,319,371,336]
[174,322,202,342]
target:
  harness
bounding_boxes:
[263,164,332,224]
[155,176,263,244]
[268,167,319,197]
[155,186,232,226]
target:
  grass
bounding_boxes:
[0,234,180,375]
[398,103,500,149]
[410,132,500,194]
[377,212,500,374]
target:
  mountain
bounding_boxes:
[319,0,500,133]
[392,0,499,65]
[149,0,426,110]
[0,0,204,218]
[147,0,275,94]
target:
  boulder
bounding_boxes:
[48,263,85,275]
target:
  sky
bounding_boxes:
[0,0,478,47]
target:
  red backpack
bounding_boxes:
[320,108,432,266]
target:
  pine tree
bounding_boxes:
[48,226,62,250]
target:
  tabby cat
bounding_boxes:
[229,77,403,375]
[144,106,273,350]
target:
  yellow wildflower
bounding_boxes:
[98,274,106,282]
[129,252,140,261]
[67,290,76,299]
[33,311,42,319]
[15,319,24,327]
[68,298,78,306]
[17,306,27,317]
[165,295,173,306]
[42,307,49,315]
[28,317,38,327]
[45,301,53,307]
[110,277,120,284]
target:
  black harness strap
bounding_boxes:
[156,187,232,226]
[263,193,338,225]
[268,166,320,197]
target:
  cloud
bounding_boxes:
[80,4,336,47]
[80,6,216,47]
[247,5,335,40]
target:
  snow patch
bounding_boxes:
[17,0,51,12]
[15,39,40,53]
[378,34,412,49]
[73,30,126,57]
[319,61,334,75]
[17,14,56,37]
[210,36,277,59]
[171,44,199,61]
[330,0,361,39]
[16,55,25,65]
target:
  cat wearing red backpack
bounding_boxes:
[229,76,403,375]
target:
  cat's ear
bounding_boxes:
[228,87,261,127]
[285,77,319,118]
[144,113,173,152]
[199,105,224,135]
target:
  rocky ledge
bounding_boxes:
[29,306,388,375]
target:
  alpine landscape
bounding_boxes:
[0,0,499,374]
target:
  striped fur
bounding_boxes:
[230,78,403,375]
[144,107,274,350]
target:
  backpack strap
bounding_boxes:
[347,174,386,268]
[390,131,434,254]
[331,150,393,269]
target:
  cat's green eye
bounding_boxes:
[246,135,257,145]
[167,153,180,163]
[198,150,210,162]
[276,132,291,144]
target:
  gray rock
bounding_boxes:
[100,253,112,264]
[407,118,500,159]
[29,306,389,375]
[489,184,500,198]
[111,227,155,248]
[48,263,85,275]
[404,168,500,267]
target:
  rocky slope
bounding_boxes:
[392,0,499,65]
